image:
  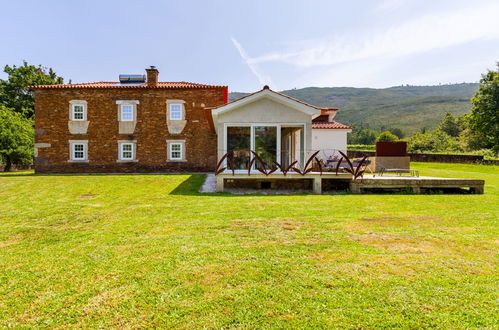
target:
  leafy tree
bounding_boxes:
[389,128,405,139]
[348,129,378,145]
[0,106,34,171]
[438,113,461,137]
[0,61,63,118]
[376,131,399,142]
[468,64,499,152]
[407,130,462,153]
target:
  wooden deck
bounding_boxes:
[215,172,484,194]
[350,175,484,194]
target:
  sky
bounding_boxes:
[0,0,498,92]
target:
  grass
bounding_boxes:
[0,163,497,328]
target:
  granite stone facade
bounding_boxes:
[33,70,227,173]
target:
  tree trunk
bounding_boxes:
[4,156,12,172]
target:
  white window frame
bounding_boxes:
[222,123,307,172]
[69,100,87,121]
[69,140,88,162]
[169,142,183,160]
[116,100,139,122]
[72,104,85,121]
[169,104,183,120]
[166,100,186,121]
[120,104,134,122]
[118,142,135,161]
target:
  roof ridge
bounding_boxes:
[211,86,339,111]
[30,81,227,89]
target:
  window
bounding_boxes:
[227,126,251,169]
[69,100,87,121]
[72,105,85,120]
[120,143,134,160]
[121,104,134,121]
[169,142,183,160]
[71,142,87,161]
[169,104,182,120]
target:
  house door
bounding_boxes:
[253,126,277,169]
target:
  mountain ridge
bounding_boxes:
[229,83,479,134]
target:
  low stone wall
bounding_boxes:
[34,163,214,174]
[347,150,498,165]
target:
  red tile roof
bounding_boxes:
[312,115,351,129]
[30,81,227,89]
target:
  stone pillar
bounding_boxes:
[412,186,421,194]
[313,177,322,194]
[471,185,484,194]
[350,182,361,194]
[216,176,224,192]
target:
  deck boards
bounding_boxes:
[215,172,485,194]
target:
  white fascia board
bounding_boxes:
[312,128,352,133]
[212,89,321,116]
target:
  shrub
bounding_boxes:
[376,131,399,142]
[407,130,463,153]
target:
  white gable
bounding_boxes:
[212,89,321,118]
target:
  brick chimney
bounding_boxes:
[145,66,159,87]
[320,109,337,122]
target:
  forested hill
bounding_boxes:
[229,83,479,134]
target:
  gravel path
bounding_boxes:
[199,173,217,193]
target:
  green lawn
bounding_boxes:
[0,163,497,328]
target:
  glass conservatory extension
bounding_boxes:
[224,124,305,170]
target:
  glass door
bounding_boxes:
[253,126,277,169]
[227,126,251,169]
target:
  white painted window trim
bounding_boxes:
[170,142,182,160]
[120,143,134,160]
[166,140,186,162]
[120,104,134,122]
[69,100,87,121]
[117,140,138,162]
[116,100,139,122]
[169,104,182,120]
[69,140,88,162]
[166,100,186,121]
[222,123,307,171]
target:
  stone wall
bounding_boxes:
[347,150,498,165]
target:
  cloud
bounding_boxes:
[231,37,274,87]
[374,0,409,13]
[244,1,499,69]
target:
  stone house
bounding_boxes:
[32,66,227,173]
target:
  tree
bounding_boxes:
[389,128,405,139]
[468,64,499,152]
[0,61,63,119]
[438,113,461,137]
[407,130,462,153]
[376,131,399,142]
[0,106,34,171]
[348,129,378,145]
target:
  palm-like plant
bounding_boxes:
[337,151,367,180]
[292,150,321,175]
[215,152,236,175]
[250,151,278,176]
